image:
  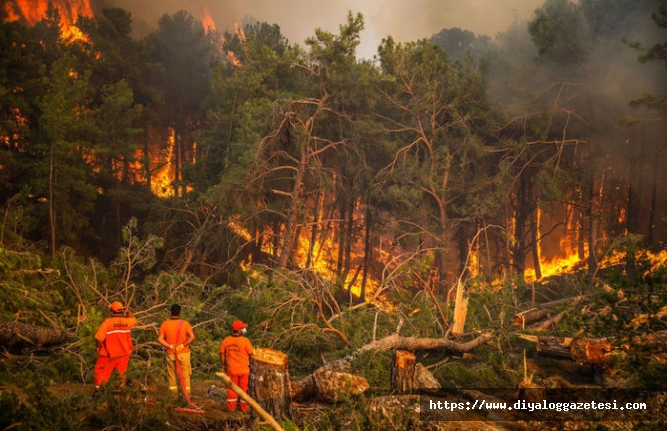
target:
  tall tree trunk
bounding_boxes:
[336,199,347,279]
[531,206,542,280]
[49,143,57,258]
[278,143,306,268]
[343,197,355,281]
[647,151,659,246]
[359,206,372,302]
[306,190,324,269]
[143,127,152,192]
[586,173,598,281]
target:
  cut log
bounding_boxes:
[415,363,441,389]
[358,332,492,353]
[570,337,612,365]
[249,347,292,421]
[513,309,551,328]
[529,312,565,332]
[519,334,614,365]
[391,350,416,394]
[291,367,369,403]
[0,321,74,348]
[519,334,573,359]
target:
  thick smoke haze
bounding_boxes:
[94,0,545,58]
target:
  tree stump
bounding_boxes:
[249,347,292,421]
[391,349,416,394]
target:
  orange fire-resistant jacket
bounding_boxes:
[220,335,254,375]
[158,318,194,354]
[95,315,137,358]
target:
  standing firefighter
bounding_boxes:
[93,301,137,392]
[220,320,254,412]
[157,304,196,399]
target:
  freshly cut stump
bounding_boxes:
[391,349,416,394]
[249,347,292,421]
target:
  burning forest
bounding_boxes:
[0,0,666,429]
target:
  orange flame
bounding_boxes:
[200,4,216,33]
[234,23,246,42]
[151,128,175,198]
[5,0,93,40]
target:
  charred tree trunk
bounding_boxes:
[391,350,416,394]
[249,347,292,421]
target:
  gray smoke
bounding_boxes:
[93,0,545,59]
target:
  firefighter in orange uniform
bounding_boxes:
[157,304,196,398]
[93,301,137,392]
[220,320,254,412]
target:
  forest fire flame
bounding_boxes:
[5,0,93,40]
[231,215,389,307]
[200,4,216,33]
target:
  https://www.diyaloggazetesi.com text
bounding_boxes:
[419,388,662,422]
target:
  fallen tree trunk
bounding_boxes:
[358,332,493,353]
[513,309,551,328]
[0,321,74,348]
[291,368,369,402]
[513,296,584,329]
[530,312,565,332]
[518,334,612,364]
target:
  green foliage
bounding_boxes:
[348,349,393,391]
[0,383,88,430]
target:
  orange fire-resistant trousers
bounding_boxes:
[94,354,130,388]
[226,373,249,412]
